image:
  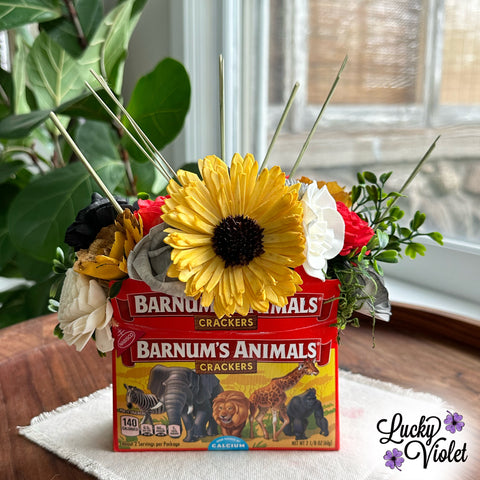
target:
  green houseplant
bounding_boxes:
[0,0,190,327]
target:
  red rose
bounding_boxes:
[135,196,168,235]
[336,201,374,256]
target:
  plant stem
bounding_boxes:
[219,54,225,162]
[0,83,10,108]
[83,86,136,194]
[379,135,440,221]
[51,131,65,168]
[49,112,123,214]
[85,81,172,183]
[63,0,87,49]
[289,55,348,178]
[261,82,299,171]
[89,70,177,180]
[398,135,440,195]
[117,128,137,196]
[3,146,46,173]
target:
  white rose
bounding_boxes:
[58,268,114,352]
[302,183,345,280]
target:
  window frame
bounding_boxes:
[170,0,270,166]
[173,0,480,321]
[268,0,480,132]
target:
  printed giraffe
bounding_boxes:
[249,359,319,441]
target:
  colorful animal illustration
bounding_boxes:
[124,384,163,426]
[283,388,329,440]
[249,359,319,441]
[212,390,250,437]
[147,365,223,442]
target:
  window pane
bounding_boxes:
[266,0,480,243]
[308,0,425,105]
[441,0,480,105]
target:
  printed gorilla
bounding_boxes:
[283,388,329,440]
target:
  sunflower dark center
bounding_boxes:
[212,215,265,267]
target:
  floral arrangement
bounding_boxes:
[49,62,443,354]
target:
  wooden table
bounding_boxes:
[1,306,479,479]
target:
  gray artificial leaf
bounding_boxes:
[127,223,185,298]
[355,268,391,322]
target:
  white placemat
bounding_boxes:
[19,371,471,480]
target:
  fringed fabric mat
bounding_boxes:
[19,371,470,480]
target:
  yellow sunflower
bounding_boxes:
[162,153,306,318]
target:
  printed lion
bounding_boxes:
[212,390,250,437]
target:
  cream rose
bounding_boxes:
[57,268,114,352]
[301,183,345,280]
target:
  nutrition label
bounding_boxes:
[120,415,139,436]
[140,424,153,436]
[120,415,170,437]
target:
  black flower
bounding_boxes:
[65,193,137,251]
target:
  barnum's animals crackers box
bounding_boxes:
[111,270,340,451]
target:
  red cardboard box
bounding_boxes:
[111,269,340,451]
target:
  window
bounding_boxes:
[263,0,480,318]
[129,0,480,319]
[267,0,480,244]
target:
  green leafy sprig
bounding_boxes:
[48,246,74,313]
[330,167,443,332]
[352,170,443,275]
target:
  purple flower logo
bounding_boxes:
[444,410,465,434]
[384,448,404,471]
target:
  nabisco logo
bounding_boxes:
[116,329,137,350]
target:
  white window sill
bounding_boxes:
[385,276,480,324]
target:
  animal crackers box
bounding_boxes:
[111,269,340,451]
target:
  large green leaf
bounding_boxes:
[7,159,124,262]
[12,35,30,114]
[79,0,146,92]
[0,68,12,119]
[0,0,62,30]
[126,0,147,41]
[0,89,114,138]
[124,58,190,156]
[0,276,53,328]
[74,119,119,160]
[130,158,169,196]
[0,159,25,183]
[25,276,55,317]
[0,285,31,329]
[0,182,18,270]
[41,0,103,58]
[15,249,52,281]
[58,89,115,122]
[26,32,85,109]
[0,109,51,138]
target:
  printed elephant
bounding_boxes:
[147,364,223,442]
[283,388,329,440]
